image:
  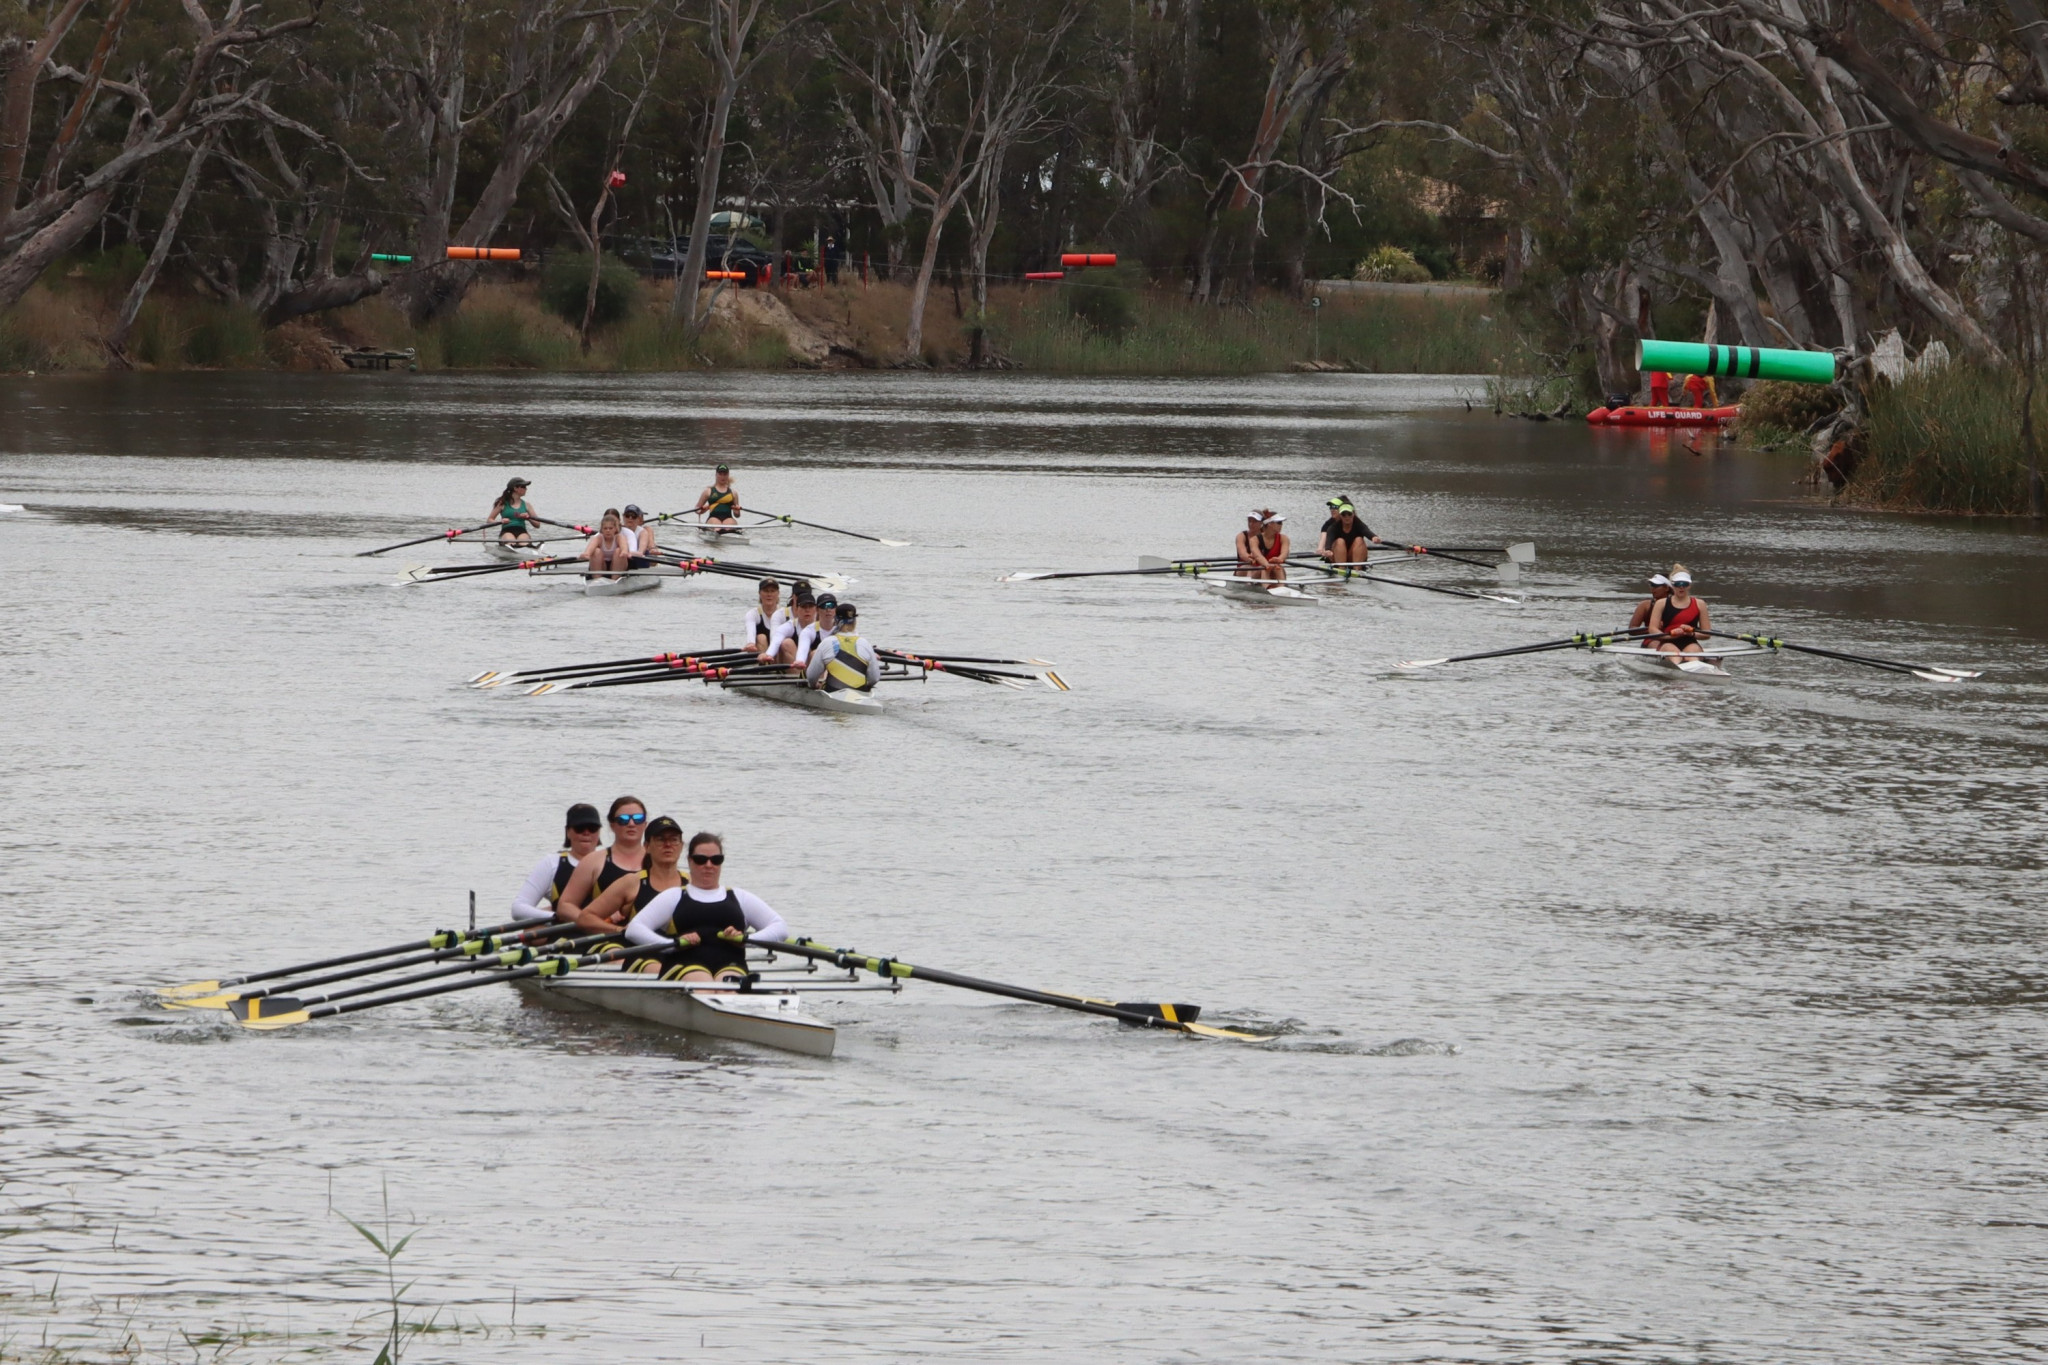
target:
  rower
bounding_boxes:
[762,580,814,666]
[623,831,789,983]
[576,815,689,952]
[510,803,604,923]
[805,600,880,693]
[491,478,537,545]
[555,796,650,930]
[582,508,634,580]
[745,578,786,658]
[1318,499,1381,565]
[1235,510,1289,581]
[695,463,740,526]
[620,504,656,567]
[1647,567,1709,655]
[795,591,838,672]
[1627,573,1671,633]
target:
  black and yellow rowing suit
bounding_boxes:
[704,485,738,522]
[548,852,577,905]
[593,851,643,898]
[649,888,748,979]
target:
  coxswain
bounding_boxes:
[762,581,815,667]
[1235,510,1289,581]
[490,478,537,546]
[554,796,650,930]
[1318,499,1381,564]
[805,600,880,693]
[745,578,786,658]
[1627,573,1671,633]
[694,463,741,527]
[510,803,604,923]
[574,814,689,951]
[623,831,789,982]
[1647,566,1710,655]
[620,504,656,567]
[582,508,635,580]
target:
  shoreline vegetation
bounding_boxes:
[0,264,1529,379]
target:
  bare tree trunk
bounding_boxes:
[110,131,214,354]
[0,184,114,310]
[0,0,94,236]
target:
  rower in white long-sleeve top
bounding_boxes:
[761,581,815,666]
[623,831,789,982]
[509,803,604,923]
[804,601,880,694]
[744,578,787,658]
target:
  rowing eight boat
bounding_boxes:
[725,681,886,714]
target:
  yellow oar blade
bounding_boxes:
[1063,993,1275,1043]
[155,979,224,1000]
[159,992,237,1011]
[230,996,312,1030]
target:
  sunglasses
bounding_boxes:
[690,853,725,866]
[569,823,601,833]
[612,812,647,826]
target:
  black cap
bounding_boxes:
[646,815,684,840]
[792,587,815,606]
[715,463,730,473]
[834,601,856,621]
[758,577,779,591]
[510,477,530,488]
[566,802,601,831]
[623,503,644,516]
[815,593,838,610]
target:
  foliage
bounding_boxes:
[1352,247,1433,284]
[1737,379,1841,443]
[1065,268,1137,341]
[540,253,643,329]
[1851,364,2043,515]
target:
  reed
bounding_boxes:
[1851,363,2045,515]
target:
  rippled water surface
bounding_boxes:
[3,371,2046,1363]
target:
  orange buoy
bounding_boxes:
[1024,271,1065,281]
[446,246,521,261]
[705,270,746,281]
[1059,252,1117,268]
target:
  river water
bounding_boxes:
[2,371,2045,1363]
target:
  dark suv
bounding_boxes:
[644,235,775,285]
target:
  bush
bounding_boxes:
[1065,270,1135,341]
[540,252,640,328]
[183,303,266,367]
[1853,363,2042,514]
[1740,378,1839,432]
[0,309,51,370]
[1352,246,1433,284]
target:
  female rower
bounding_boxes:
[1235,510,1289,581]
[1318,501,1379,564]
[695,463,740,524]
[511,803,604,922]
[573,815,690,945]
[491,478,537,545]
[554,796,650,929]
[1627,573,1671,633]
[624,831,789,982]
[745,578,785,658]
[1648,566,1709,655]
[620,504,656,567]
[581,508,635,580]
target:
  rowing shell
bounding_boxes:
[582,571,662,597]
[486,538,543,562]
[1599,642,1772,682]
[725,681,884,715]
[694,522,752,547]
[1201,576,1323,607]
[513,973,836,1056]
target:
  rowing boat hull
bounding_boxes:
[582,572,662,597]
[694,524,751,546]
[729,682,885,715]
[513,974,836,1056]
[1201,577,1322,607]
[1607,648,1735,682]
[486,539,539,562]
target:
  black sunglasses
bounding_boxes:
[569,822,601,833]
[690,853,725,866]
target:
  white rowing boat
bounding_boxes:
[725,680,885,714]
[1200,576,1323,607]
[512,973,838,1056]
[486,538,542,562]
[581,571,663,597]
[693,522,752,546]
[1599,642,1772,682]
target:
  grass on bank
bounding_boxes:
[1851,363,2048,515]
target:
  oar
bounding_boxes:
[156,921,534,1000]
[358,520,506,557]
[1001,563,1211,582]
[1699,630,1981,682]
[230,934,613,1021]
[470,648,751,689]
[397,556,579,584]
[230,941,648,1031]
[162,922,579,1010]
[1394,629,1646,671]
[880,651,1068,689]
[742,508,910,546]
[532,516,597,535]
[529,661,746,694]
[1309,564,1521,605]
[757,938,1273,1041]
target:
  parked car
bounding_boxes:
[644,235,775,285]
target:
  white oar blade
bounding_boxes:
[1137,555,1171,571]
[467,670,500,685]
[1392,658,1450,671]
[1911,669,1965,684]
[1505,542,1536,564]
[999,571,1056,582]
[527,682,556,696]
[1495,560,1520,583]
[1042,671,1071,692]
[879,538,912,547]
[398,565,436,584]
[1931,667,1983,678]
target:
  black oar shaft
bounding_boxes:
[202,921,529,991]
[360,520,506,556]
[1443,630,1643,665]
[234,922,576,1002]
[1702,631,1950,676]
[314,942,645,1020]
[758,939,1194,1032]
[284,933,610,1009]
[749,508,886,543]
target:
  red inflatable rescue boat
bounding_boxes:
[1586,404,1741,426]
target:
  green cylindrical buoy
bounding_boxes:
[1637,339,1836,385]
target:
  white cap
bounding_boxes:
[1649,574,1669,586]
[1671,571,1693,585]
[1263,513,1285,524]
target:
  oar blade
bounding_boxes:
[1392,658,1450,671]
[1911,669,1966,683]
[878,538,912,547]
[155,979,224,1000]
[1042,670,1071,692]
[1505,541,1537,564]
[1495,560,1520,583]
[999,571,1057,582]
[230,996,312,1029]
[159,991,238,1011]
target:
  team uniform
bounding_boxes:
[806,629,880,692]
[745,604,790,653]
[510,849,582,922]
[1320,513,1373,555]
[623,884,789,979]
[1650,593,1706,650]
[703,485,739,523]
[590,849,645,900]
[497,498,535,540]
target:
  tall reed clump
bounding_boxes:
[1852,363,2045,515]
[426,284,584,370]
[987,286,1528,375]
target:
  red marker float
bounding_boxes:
[1059,253,1117,268]
[1024,271,1066,281]
[446,246,521,261]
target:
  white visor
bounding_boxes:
[1263,514,1285,524]
[1649,574,1669,586]
[1671,572,1693,585]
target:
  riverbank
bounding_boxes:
[0,269,1528,377]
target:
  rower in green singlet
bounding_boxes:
[694,464,740,525]
[491,478,537,545]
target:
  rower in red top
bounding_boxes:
[1647,566,1710,656]
[1235,510,1289,581]
[1627,573,1671,633]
